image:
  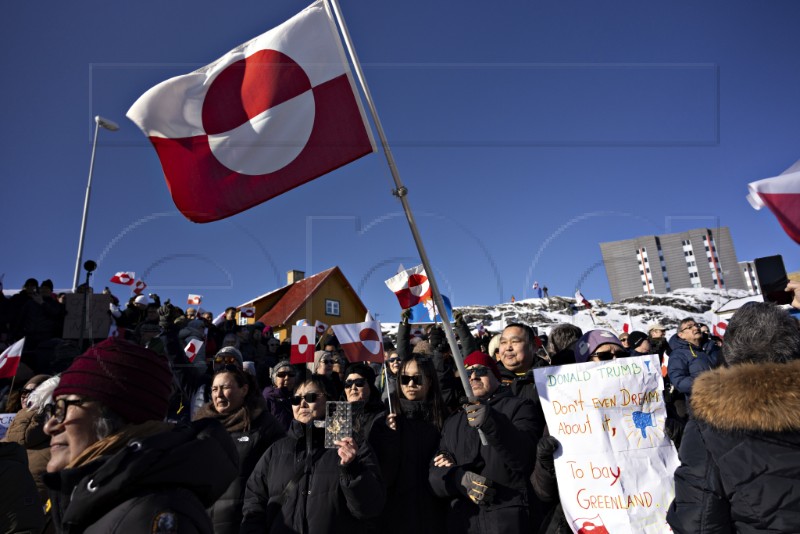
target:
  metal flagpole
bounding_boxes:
[327,0,485,437]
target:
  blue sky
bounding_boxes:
[2,0,798,322]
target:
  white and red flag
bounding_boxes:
[747,160,800,244]
[188,294,203,306]
[575,289,592,309]
[314,320,328,336]
[622,311,632,334]
[713,320,728,338]
[240,306,256,319]
[110,272,136,286]
[0,338,25,379]
[127,0,375,223]
[290,325,316,364]
[384,264,432,309]
[184,339,204,363]
[132,279,147,295]
[331,320,383,363]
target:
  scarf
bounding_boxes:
[193,397,266,433]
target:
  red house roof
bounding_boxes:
[255,266,339,327]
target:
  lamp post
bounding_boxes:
[72,116,119,291]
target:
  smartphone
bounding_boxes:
[755,255,792,305]
[324,401,353,448]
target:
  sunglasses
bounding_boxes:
[43,398,90,424]
[592,350,627,361]
[344,378,366,389]
[386,357,400,364]
[214,356,239,365]
[275,371,296,379]
[400,374,424,386]
[290,392,323,406]
[320,358,342,365]
[20,387,37,397]
[467,366,490,378]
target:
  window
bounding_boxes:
[325,299,340,316]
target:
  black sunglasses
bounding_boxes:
[400,374,424,386]
[20,387,37,397]
[43,398,90,424]
[344,378,366,389]
[386,357,400,364]
[592,350,627,361]
[275,371,296,379]
[467,366,490,378]
[290,392,324,406]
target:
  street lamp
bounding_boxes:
[72,115,119,291]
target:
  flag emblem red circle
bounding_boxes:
[297,334,310,354]
[407,273,430,298]
[359,327,381,355]
[202,50,315,175]
[117,273,132,284]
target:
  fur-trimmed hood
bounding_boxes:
[690,360,800,433]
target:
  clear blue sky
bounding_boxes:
[2,0,798,322]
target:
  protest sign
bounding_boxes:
[0,413,17,440]
[534,354,679,534]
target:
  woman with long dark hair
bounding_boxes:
[381,354,447,533]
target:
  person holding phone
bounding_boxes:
[241,375,385,533]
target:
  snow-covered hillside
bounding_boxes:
[383,288,757,340]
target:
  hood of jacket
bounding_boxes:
[691,360,800,433]
[46,418,238,527]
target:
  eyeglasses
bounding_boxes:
[344,378,366,389]
[214,356,239,365]
[400,374,424,386]
[467,367,491,378]
[275,371,296,379]
[680,324,699,332]
[592,350,628,361]
[290,392,323,406]
[386,357,400,364]
[20,387,37,398]
[320,358,335,365]
[43,398,90,424]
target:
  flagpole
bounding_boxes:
[383,362,393,415]
[326,0,482,415]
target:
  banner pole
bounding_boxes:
[326,0,482,420]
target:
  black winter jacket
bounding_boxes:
[0,442,44,534]
[241,420,385,533]
[44,419,238,534]
[667,360,800,534]
[430,387,541,534]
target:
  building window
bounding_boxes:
[325,299,340,316]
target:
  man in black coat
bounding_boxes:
[430,351,541,534]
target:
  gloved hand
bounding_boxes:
[429,326,445,352]
[464,401,489,428]
[453,309,464,325]
[401,308,411,323]
[149,293,161,307]
[536,435,560,474]
[461,471,495,505]
[158,300,173,329]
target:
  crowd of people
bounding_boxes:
[1,277,799,534]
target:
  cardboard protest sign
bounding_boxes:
[534,354,679,534]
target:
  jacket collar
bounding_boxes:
[691,360,800,433]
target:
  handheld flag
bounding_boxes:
[0,338,25,379]
[747,160,800,244]
[575,289,592,309]
[184,339,204,363]
[384,264,432,309]
[713,321,727,338]
[188,294,203,306]
[408,295,454,324]
[132,279,147,295]
[291,325,316,364]
[110,272,136,286]
[331,320,383,363]
[127,0,376,223]
[314,320,328,336]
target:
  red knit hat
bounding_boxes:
[464,351,501,380]
[54,337,173,424]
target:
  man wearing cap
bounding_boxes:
[111,294,151,330]
[42,337,238,533]
[430,351,541,533]
[647,322,668,355]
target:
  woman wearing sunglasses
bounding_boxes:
[242,375,385,533]
[380,354,447,533]
[41,337,238,533]
[262,359,300,431]
[573,330,628,363]
[194,365,285,534]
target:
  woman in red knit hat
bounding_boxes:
[42,337,239,533]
